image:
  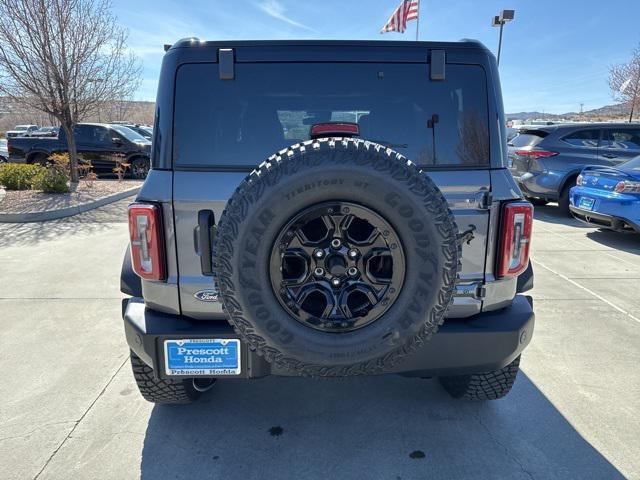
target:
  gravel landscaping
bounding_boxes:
[0,180,142,215]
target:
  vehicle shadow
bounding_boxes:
[139,373,624,480]
[585,229,640,256]
[532,204,592,228]
[0,198,128,248]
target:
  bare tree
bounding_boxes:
[0,0,141,181]
[609,44,640,123]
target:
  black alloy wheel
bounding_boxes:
[270,202,405,333]
[131,157,150,179]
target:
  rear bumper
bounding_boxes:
[511,172,558,200]
[569,205,640,233]
[123,295,535,379]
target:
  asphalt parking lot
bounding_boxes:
[1,200,639,480]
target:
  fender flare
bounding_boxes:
[516,261,533,293]
[121,247,142,297]
[26,149,51,163]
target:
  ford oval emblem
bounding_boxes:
[194,289,220,302]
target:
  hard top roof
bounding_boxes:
[168,38,488,50]
[163,38,492,63]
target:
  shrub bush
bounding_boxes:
[31,167,70,193]
[49,152,70,172]
[0,163,44,190]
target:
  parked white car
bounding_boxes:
[6,124,39,138]
[0,138,7,162]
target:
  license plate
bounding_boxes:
[164,339,241,376]
[578,197,595,210]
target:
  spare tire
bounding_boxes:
[213,138,460,376]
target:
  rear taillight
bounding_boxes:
[497,202,533,278]
[514,147,558,159]
[614,180,640,194]
[128,203,166,281]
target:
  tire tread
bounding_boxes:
[130,352,198,404]
[439,355,521,400]
[213,138,462,377]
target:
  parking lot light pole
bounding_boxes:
[492,9,515,66]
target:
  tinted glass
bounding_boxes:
[603,128,640,150]
[621,155,640,171]
[75,125,112,143]
[562,129,600,147]
[74,125,94,143]
[173,63,490,168]
[111,125,148,142]
[509,133,545,148]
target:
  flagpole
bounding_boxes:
[415,0,420,41]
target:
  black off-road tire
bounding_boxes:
[30,152,49,166]
[439,355,521,400]
[130,351,214,404]
[213,137,461,377]
[558,181,574,216]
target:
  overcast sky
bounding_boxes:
[111,0,640,114]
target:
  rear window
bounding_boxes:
[509,131,547,148]
[621,155,640,171]
[173,63,490,168]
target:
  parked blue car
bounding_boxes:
[569,155,640,232]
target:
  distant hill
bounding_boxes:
[506,111,563,121]
[582,103,630,117]
[507,103,630,122]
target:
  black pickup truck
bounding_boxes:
[7,122,152,179]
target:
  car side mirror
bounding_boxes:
[112,137,123,145]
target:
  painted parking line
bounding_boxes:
[534,223,640,266]
[532,258,640,326]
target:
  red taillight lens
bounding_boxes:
[614,180,640,193]
[497,202,533,278]
[514,148,558,159]
[310,122,360,138]
[128,203,166,281]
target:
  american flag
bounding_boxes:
[380,0,419,34]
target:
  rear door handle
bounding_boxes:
[601,153,618,159]
[197,210,215,276]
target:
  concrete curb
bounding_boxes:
[0,185,140,223]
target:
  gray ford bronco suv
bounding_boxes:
[121,39,535,404]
